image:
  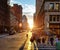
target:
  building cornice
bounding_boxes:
[45,0,60,2]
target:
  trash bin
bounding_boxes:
[56,41,60,50]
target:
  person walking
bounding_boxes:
[55,36,58,42]
[42,38,45,44]
[36,38,41,47]
[50,37,54,46]
[26,34,28,39]
[55,36,58,45]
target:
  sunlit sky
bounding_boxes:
[10,0,36,22]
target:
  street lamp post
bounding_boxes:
[19,23,22,28]
[19,23,22,32]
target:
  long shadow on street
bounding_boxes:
[19,38,28,50]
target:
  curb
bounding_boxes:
[0,34,9,38]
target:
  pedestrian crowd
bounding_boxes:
[30,35,59,47]
[36,36,59,47]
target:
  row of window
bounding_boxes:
[49,15,60,21]
[49,3,60,11]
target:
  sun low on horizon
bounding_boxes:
[28,19,33,29]
[10,0,35,30]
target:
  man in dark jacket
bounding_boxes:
[50,37,54,46]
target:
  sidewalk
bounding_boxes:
[0,34,9,38]
[0,32,27,50]
[37,43,56,50]
[0,32,24,38]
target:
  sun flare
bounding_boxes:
[28,20,33,29]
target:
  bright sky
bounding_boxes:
[10,0,36,21]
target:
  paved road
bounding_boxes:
[0,31,56,50]
[23,31,39,50]
[0,32,27,50]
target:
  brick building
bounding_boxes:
[11,4,22,23]
[35,0,44,28]
[0,0,10,33]
[44,0,60,35]
[10,7,18,31]
[35,0,60,35]
[10,4,22,32]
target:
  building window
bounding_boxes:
[7,0,10,4]
[49,15,52,21]
[49,3,54,10]
[55,3,59,10]
[53,16,56,21]
[57,15,60,21]
[49,15,60,22]
[49,15,56,21]
[59,4,60,10]
[56,3,60,10]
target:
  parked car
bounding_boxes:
[9,29,16,35]
[0,28,9,33]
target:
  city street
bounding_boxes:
[0,31,56,50]
[0,31,28,50]
[0,31,37,50]
[0,0,60,50]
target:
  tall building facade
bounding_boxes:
[35,0,60,35]
[10,7,18,31]
[44,0,60,35]
[11,4,22,23]
[33,13,36,27]
[11,4,22,32]
[0,0,10,33]
[35,0,44,28]
[22,15,29,30]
